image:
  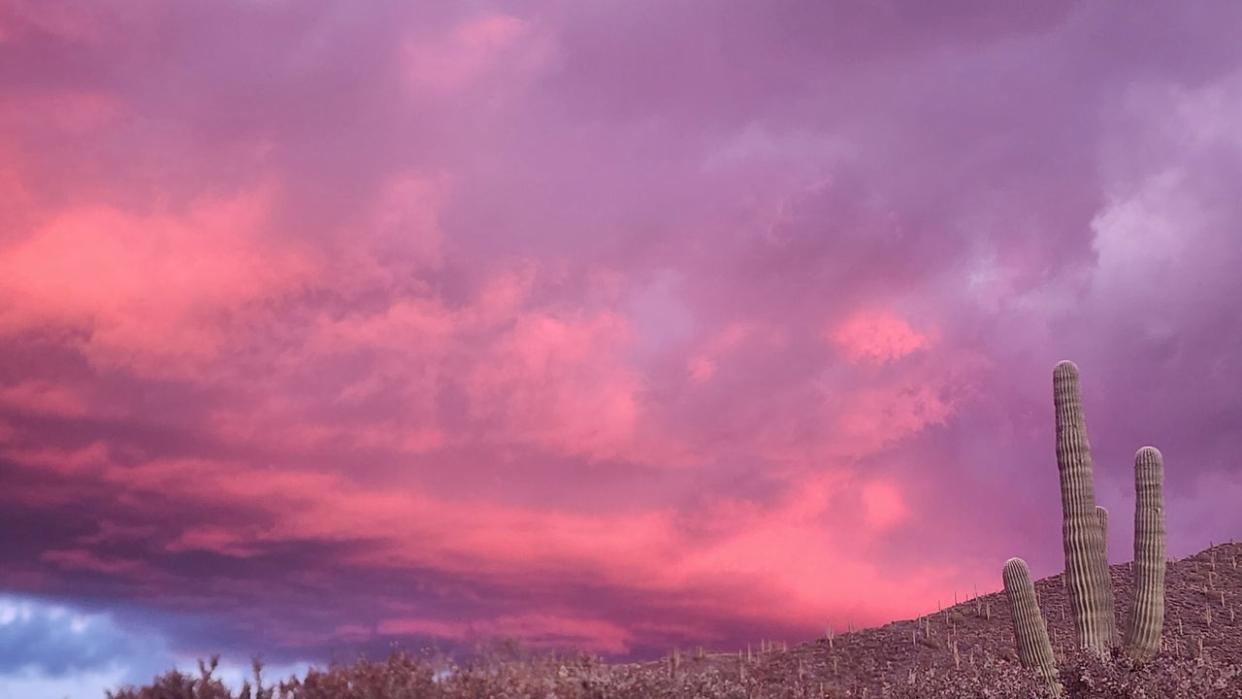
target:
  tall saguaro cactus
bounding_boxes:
[1003,558,1060,695]
[1124,447,1167,661]
[1052,360,1115,653]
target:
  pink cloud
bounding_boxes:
[466,310,642,461]
[377,614,632,654]
[2,0,1241,677]
[0,1,108,45]
[687,355,716,382]
[676,471,956,628]
[0,90,122,134]
[829,309,930,364]
[833,381,958,455]
[163,526,267,559]
[686,321,766,383]
[39,548,153,577]
[181,260,682,465]
[2,436,942,650]
[1,442,111,480]
[0,184,317,374]
[473,614,633,654]
[401,13,552,93]
[860,479,909,531]
[0,380,92,418]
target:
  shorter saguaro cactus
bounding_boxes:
[1003,558,1060,695]
[1125,446,1167,661]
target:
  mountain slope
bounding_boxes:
[108,543,1242,698]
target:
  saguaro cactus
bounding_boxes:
[1052,360,1115,653]
[1003,558,1060,695]
[1005,362,1168,674]
[1124,446,1166,661]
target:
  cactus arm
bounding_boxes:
[1096,504,1117,646]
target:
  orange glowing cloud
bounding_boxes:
[861,479,909,531]
[750,350,981,472]
[686,321,766,383]
[829,310,931,364]
[0,184,317,373]
[466,310,642,461]
[191,257,696,468]
[0,380,92,418]
[678,471,954,627]
[1,434,954,651]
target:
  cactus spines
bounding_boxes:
[1003,558,1060,695]
[1053,360,1115,653]
[1125,446,1167,661]
[1096,505,1109,552]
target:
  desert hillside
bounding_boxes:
[639,541,1242,696]
[109,543,1242,698]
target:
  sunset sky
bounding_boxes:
[3,1,1242,696]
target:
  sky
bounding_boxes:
[2,1,1242,696]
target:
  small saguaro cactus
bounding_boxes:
[1002,558,1060,695]
[1124,446,1167,661]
